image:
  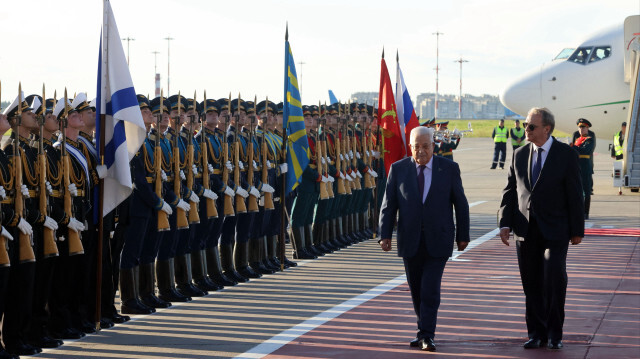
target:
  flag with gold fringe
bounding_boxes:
[283,26,310,194]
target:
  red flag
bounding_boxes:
[378,52,405,175]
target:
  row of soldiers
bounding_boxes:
[0,88,384,358]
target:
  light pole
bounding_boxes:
[164,36,174,94]
[122,36,135,66]
[454,57,469,119]
[432,31,443,120]
[152,51,160,96]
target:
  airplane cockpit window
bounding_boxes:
[554,48,575,60]
[588,46,612,62]
[568,47,593,64]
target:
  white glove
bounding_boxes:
[177,199,191,212]
[365,150,370,157]
[339,154,344,161]
[373,150,380,158]
[239,161,245,170]
[58,235,65,242]
[192,164,198,175]
[1,226,13,241]
[236,187,249,198]
[339,171,346,180]
[67,217,85,233]
[179,170,186,181]
[225,161,233,171]
[161,170,168,181]
[160,201,173,215]
[68,183,78,197]
[21,184,30,198]
[17,218,33,235]
[346,173,353,181]
[279,163,288,174]
[45,181,53,195]
[253,160,259,170]
[266,160,272,168]
[326,156,331,164]
[349,150,354,159]
[96,164,108,179]
[328,175,335,183]
[44,216,59,230]
[203,189,218,200]
[368,168,378,178]
[321,176,329,183]
[356,171,363,178]
[249,186,260,198]
[0,186,6,200]
[207,164,214,173]
[321,157,326,164]
[224,186,235,197]
[356,152,361,159]
[189,192,200,203]
[261,184,275,193]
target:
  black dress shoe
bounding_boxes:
[7,343,40,356]
[30,336,63,348]
[409,338,420,347]
[523,338,547,349]
[420,337,436,351]
[50,327,84,340]
[100,317,115,329]
[111,313,130,323]
[79,320,98,334]
[548,340,563,349]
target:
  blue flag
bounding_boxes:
[283,37,310,194]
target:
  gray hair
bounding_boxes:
[528,107,555,134]
[409,126,434,144]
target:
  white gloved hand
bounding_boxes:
[238,161,245,170]
[356,152,361,159]
[225,161,233,171]
[192,164,198,175]
[328,175,335,183]
[177,199,191,212]
[189,192,200,203]
[1,226,13,241]
[349,150,354,159]
[339,154,344,161]
[261,184,275,193]
[45,181,53,195]
[160,201,173,215]
[279,163,288,174]
[67,217,85,233]
[0,186,6,200]
[161,170,168,181]
[21,184,30,198]
[339,171,346,180]
[356,171,363,178]
[368,168,378,178]
[253,160,259,170]
[236,187,249,198]
[96,164,108,179]
[346,173,353,181]
[224,186,235,197]
[373,150,380,158]
[17,218,33,235]
[365,150,370,157]
[266,160,272,168]
[44,216,59,230]
[68,183,78,197]
[207,164,214,173]
[321,157,326,165]
[179,170,186,181]
[321,176,329,183]
[249,186,260,198]
[203,189,218,200]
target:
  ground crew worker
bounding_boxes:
[510,119,525,152]
[491,119,509,169]
[611,122,626,160]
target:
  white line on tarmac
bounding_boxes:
[235,227,500,359]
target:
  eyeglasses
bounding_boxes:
[523,122,537,131]
[411,144,432,151]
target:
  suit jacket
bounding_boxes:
[499,138,584,242]
[379,156,470,258]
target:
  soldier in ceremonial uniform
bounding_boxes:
[571,118,595,219]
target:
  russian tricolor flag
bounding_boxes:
[395,59,420,156]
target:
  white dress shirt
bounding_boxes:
[415,158,433,204]
[531,136,553,173]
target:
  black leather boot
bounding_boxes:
[584,196,591,219]
[120,267,154,315]
[175,254,207,297]
[291,226,315,259]
[220,243,249,283]
[236,241,261,279]
[249,237,274,275]
[206,247,237,287]
[192,250,221,291]
[139,262,171,309]
[157,259,191,303]
[307,224,326,256]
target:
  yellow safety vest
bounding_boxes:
[511,127,525,146]
[494,127,507,143]
[614,132,623,157]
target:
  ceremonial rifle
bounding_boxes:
[317,104,329,200]
[321,103,334,198]
[246,97,259,213]
[0,81,9,267]
[334,102,346,195]
[172,92,189,229]
[201,91,218,219]
[261,97,274,210]
[233,94,247,214]
[186,93,200,224]
[155,91,170,231]
[38,84,59,257]
[221,95,234,216]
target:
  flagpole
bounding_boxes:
[95,0,109,332]
[279,23,289,271]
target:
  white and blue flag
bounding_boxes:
[95,0,146,217]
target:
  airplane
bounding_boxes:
[500,16,637,143]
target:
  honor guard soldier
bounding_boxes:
[571,118,595,219]
[437,121,459,160]
[491,118,509,169]
[510,119,526,152]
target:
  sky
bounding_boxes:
[0,0,637,106]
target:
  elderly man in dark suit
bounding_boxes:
[379,126,470,352]
[499,107,584,350]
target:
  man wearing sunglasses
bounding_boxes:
[499,107,584,350]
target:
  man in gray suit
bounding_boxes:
[379,126,470,352]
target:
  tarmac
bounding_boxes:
[36,137,640,359]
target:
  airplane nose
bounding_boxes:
[499,66,542,116]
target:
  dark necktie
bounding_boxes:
[418,165,426,200]
[532,148,543,186]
